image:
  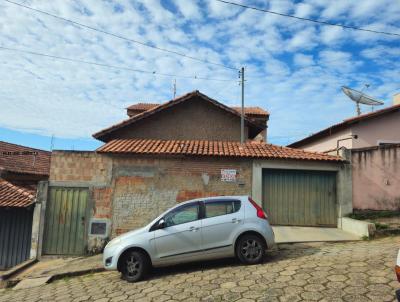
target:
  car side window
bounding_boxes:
[164,203,199,227]
[204,200,241,219]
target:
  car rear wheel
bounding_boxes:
[236,234,265,265]
[120,250,149,282]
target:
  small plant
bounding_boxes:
[347,210,400,220]
[375,222,389,230]
[362,235,369,241]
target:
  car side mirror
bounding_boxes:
[158,219,166,229]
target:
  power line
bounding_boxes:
[3,0,238,70]
[214,0,400,37]
[0,46,236,82]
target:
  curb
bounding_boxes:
[0,259,37,284]
[6,267,105,289]
[48,267,106,282]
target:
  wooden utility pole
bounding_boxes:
[240,67,245,144]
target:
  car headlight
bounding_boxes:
[106,237,121,248]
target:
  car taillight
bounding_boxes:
[395,265,400,282]
[248,197,267,220]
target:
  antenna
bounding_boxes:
[342,85,384,116]
[50,134,55,151]
[173,79,176,99]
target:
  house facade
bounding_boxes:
[38,91,352,256]
[289,98,400,211]
[0,141,50,269]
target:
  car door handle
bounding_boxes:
[232,218,241,223]
[189,226,200,232]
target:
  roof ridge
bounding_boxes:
[93,90,265,141]
[0,140,50,154]
[288,102,400,148]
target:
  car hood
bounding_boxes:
[118,226,147,240]
[106,226,148,248]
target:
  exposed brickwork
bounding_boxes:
[49,151,112,183]
[49,152,252,240]
[110,156,252,237]
[92,187,113,219]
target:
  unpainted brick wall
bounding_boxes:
[111,156,252,237]
[49,152,253,240]
[50,151,114,220]
[50,151,112,183]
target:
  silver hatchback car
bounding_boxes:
[103,195,276,282]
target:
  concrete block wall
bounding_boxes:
[49,151,252,249]
[111,156,252,236]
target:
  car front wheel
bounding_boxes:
[120,250,149,282]
[236,234,266,265]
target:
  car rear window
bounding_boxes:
[204,200,241,218]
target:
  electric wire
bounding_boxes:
[214,0,400,37]
[0,46,237,82]
[3,0,238,70]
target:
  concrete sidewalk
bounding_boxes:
[10,254,104,290]
[273,226,360,243]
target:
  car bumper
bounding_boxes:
[103,245,120,270]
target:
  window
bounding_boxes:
[204,200,241,218]
[164,203,199,227]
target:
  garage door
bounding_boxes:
[262,169,337,226]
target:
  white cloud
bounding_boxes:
[0,0,398,148]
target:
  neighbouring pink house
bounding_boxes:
[289,96,400,211]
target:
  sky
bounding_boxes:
[0,0,399,151]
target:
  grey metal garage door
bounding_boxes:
[262,169,337,226]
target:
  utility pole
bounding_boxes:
[240,67,245,144]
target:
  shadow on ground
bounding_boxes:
[145,243,321,281]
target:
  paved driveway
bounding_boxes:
[1,237,399,302]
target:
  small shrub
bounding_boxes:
[375,222,389,230]
[347,210,400,220]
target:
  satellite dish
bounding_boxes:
[342,86,384,116]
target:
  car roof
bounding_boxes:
[179,195,249,205]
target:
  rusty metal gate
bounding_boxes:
[42,187,89,255]
[262,169,337,226]
[0,207,33,269]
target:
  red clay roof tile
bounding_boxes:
[0,141,51,175]
[97,139,342,162]
[0,179,35,207]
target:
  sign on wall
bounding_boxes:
[221,169,237,182]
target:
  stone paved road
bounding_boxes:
[1,237,399,302]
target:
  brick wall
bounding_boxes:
[49,151,253,245]
[50,151,112,184]
[49,151,114,221]
[110,156,252,236]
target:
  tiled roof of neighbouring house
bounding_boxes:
[0,141,51,175]
[97,139,343,162]
[231,107,269,116]
[127,103,269,117]
[127,103,161,111]
[93,90,267,141]
[0,179,35,207]
[288,103,400,148]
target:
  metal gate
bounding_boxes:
[0,208,33,269]
[42,187,89,255]
[262,169,337,226]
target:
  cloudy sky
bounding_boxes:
[0,0,399,150]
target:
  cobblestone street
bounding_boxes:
[1,237,399,302]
